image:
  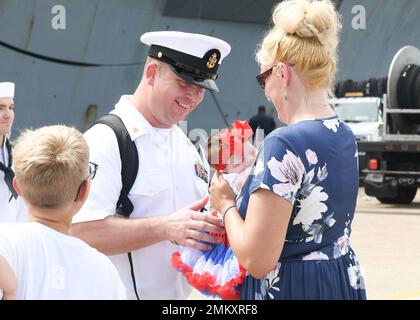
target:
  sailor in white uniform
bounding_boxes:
[72,31,231,299]
[0,82,27,223]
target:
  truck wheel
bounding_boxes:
[376,186,418,204]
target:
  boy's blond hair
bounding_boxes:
[12,125,89,208]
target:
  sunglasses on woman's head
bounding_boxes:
[256,66,275,90]
[256,63,295,90]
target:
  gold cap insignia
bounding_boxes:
[206,53,218,69]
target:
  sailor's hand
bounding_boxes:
[165,195,225,251]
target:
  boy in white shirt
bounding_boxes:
[0,125,126,300]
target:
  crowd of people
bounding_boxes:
[0,0,366,300]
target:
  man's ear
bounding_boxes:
[12,177,22,196]
[145,62,159,86]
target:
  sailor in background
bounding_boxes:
[72,31,231,299]
[0,82,27,223]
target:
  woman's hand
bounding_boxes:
[210,171,237,213]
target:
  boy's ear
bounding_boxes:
[76,179,91,203]
[12,177,22,196]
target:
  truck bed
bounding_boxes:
[358,140,420,153]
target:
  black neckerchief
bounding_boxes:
[0,139,18,201]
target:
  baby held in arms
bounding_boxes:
[172,121,256,300]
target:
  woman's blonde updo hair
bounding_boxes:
[256,0,341,91]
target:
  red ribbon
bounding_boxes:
[231,120,253,141]
[214,121,254,171]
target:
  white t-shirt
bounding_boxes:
[73,95,209,299]
[0,222,126,300]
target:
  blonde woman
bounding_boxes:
[210,0,366,299]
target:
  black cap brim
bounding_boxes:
[169,65,219,92]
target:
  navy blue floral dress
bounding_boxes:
[237,116,367,300]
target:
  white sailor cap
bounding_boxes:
[0,82,15,98]
[140,31,231,92]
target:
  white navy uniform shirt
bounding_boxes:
[73,95,209,299]
[0,139,27,223]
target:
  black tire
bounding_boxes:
[397,64,413,108]
[376,186,418,204]
[409,65,420,107]
[398,64,420,109]
[413,66,420,107]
